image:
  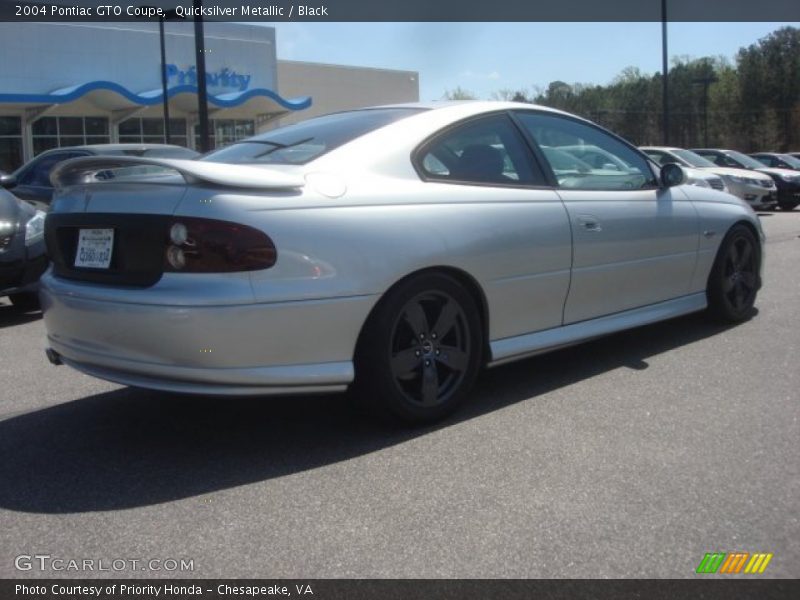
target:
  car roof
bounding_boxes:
[364,100,575,118]
[86,144,191,152]
[37,143,191,154]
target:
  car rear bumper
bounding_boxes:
[40,273,378,395]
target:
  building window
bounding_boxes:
[118,118,188,148]
[31,116,110,156]
[0,116,23,172]
[194,119,255,150]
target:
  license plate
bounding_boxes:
[74,228,114,269]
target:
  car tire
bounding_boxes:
[706,224,760,323]
[779,200,798,211]
[8,292,40,312]
[354,272,483,424]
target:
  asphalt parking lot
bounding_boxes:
[0,211,798,579]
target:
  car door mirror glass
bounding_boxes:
[660,163,686,188]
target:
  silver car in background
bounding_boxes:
[564,144,727,191]
[41,102,764,423]
[641,146,777,209]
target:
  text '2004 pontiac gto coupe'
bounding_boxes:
[41,102,763,422]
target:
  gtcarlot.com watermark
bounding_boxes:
[15,554,194,573]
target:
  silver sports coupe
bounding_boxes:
[41,102,764,422]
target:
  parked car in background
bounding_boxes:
[40,102,764,423]
[749,152,800,171]
[0,144,199,211]
[564,144,727,191]
[641,146,775,209]
[0,186,47,310]
[691,148,800,211]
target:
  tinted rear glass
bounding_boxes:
[201,108,426,165]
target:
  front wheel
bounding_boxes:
[355,273,483,423]
[706,224,760,322]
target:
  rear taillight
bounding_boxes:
[164,217,277,273]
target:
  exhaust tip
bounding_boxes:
[45,348,62,366]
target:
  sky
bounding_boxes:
[264,22,799,101]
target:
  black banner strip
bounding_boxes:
[3,579,800,600]
[1,0,799,22]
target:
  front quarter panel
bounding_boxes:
[685,186,764,292]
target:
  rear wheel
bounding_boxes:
[778,200,798,211]
[8,292,40,312]
[355,273,483,423]
[706,224,760,322]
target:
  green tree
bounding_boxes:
[442,86,477,100]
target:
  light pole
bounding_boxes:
[140,6,182,144]
[661,0,669,145]
[193,0,211,152]
[692,73,718,148]
[157,13,171,143]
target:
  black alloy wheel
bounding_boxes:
[707,224,760,322]
[356,273,482,423]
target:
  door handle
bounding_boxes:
[577,215,602,232]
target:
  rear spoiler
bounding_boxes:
[50,156,305,190]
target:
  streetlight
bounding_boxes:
[692,73,718,148]
[193,0,211,153]
[158,9,182,143]
[139,6,182,144]
[661,0,669,145]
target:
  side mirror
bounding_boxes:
[660,163,686,188]
[0,173,18,188]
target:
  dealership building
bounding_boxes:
[0,22,419,172]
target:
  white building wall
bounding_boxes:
[274,60,419,129]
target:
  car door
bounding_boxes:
[414,113,572,340]
[514,111,700,324]
[12,150,89,210]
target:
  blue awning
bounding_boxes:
[0,80,311,114]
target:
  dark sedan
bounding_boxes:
[0,187,47,310]
[0,144,198,211]
[692,148,800,211]
[749,152,800,171]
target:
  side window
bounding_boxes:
[644,150,671,166]
[515,112,657,191]
[695,151,719,165]
[417,114,543,186]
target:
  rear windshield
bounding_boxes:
[201,107,426,165]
